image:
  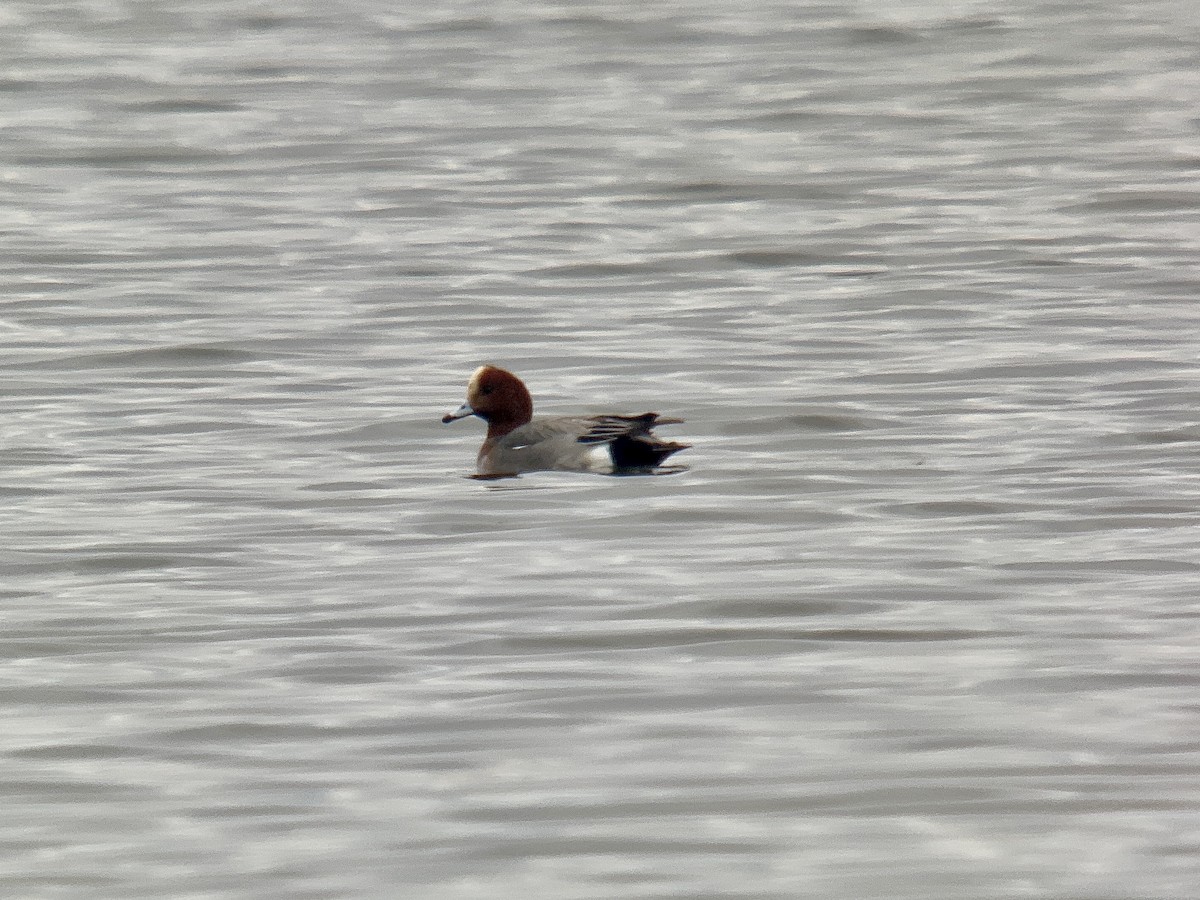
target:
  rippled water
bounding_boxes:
[4,1,1200,897]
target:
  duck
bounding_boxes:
[442,365,689,477]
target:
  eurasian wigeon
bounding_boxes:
[442,365,690,477]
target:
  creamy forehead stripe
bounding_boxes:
[468,365,488,393]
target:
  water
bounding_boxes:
[3,1,1199,897]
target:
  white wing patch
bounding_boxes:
[583,444,614,473]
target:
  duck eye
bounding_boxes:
[480,385,494,395]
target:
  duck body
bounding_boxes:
[443,366,689,477]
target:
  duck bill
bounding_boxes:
[441,403,475,424]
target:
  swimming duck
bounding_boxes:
[443,365,690,477]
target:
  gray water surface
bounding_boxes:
[3,1,1199,897]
